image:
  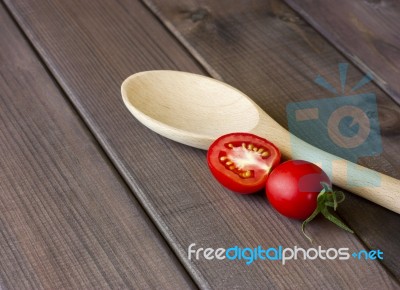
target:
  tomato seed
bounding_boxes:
[219,142,271,178]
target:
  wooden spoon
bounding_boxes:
[122,70,400,214]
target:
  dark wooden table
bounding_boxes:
[1,0,399,289]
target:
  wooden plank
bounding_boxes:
[143,0,400,279]
[0,4,195,290]
[5,0,399,288]
[284,0,400,105]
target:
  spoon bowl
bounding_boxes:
[122,70,400,214]
[122,70,261,148]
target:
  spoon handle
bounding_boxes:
[252,113,400,214]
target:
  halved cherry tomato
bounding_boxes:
[207,133,281,194]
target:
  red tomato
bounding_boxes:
[265,160,331,219]
[207,133,281,194]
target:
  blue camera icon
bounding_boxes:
[286,64,382,186]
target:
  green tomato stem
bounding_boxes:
[302,182,354,243]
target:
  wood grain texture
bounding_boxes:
[143,0,400,279]
[0,4,195,290]
[284,0,400,105]
[4,0,399,288]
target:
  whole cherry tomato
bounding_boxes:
[207,133,281,194]
[265,160,331,219]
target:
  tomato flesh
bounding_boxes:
[207,133,281,194]
[265,160,331,219]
